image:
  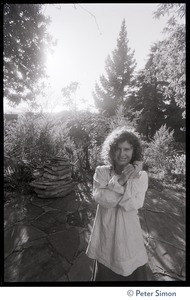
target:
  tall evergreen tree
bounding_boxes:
[128,43,185,142]
[153,3,186,115]
[128,44,166,140]
[126,4,185,141]
[93,19,136,116]
[3,4,55,106]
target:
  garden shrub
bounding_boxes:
[169,153,185,175]
[4,109,185,191]
[4,156,34,192]
[4,112,58,165]
[4,111,70,191]
[167,153,186,184]
[143,124,175,179]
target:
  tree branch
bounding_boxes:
[75,3,102,35]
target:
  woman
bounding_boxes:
[86,126,149,281]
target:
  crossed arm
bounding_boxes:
[92,165,148,211]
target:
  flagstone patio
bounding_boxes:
[4,181,185,282]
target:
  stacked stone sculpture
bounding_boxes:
[30,156,76,198]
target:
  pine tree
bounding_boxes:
[153,3,185,115]
[93,19,136,116]
[128,43,185,142]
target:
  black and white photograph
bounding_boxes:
[3,3,186,288]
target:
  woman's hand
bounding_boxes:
[118,164,135,186]
[118,161,143,186]
[133,161,143,173]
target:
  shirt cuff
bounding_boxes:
[108,175,125,194]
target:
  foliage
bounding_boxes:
[60,79,137,180]
[129,53,166,140]
[4,111,72,190]
[4,156,34,192]
[3,4,55,105]
[127,41,185,141]
[143,124,175,178]
[153,3,185,22]
[142,123,186,185]
[152,26,185,112]
[168,153,185,175]
[3,4,186,190]
[4,108,185,189]
[64,111,109,179]
[4,112,58,165]
[61,81,79,113]
[107,105,138,136]
[152,3,186,114]
[128,3,186,142]
[93,19,136,116]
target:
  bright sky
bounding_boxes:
[4,3,172,113]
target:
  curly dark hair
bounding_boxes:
[101,126,143,166]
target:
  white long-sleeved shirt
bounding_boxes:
[86,165,149,276]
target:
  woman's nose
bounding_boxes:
[121,149,125,156]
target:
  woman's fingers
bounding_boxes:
[119,163,141,184]
[129,170,139,179]
[122,164,134,175]
[133,161,143,172]
[122,167,135,181]
[123,164,141,180]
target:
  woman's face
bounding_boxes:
[114,140,133,167]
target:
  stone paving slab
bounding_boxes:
[24,202,45,221]
[161,187,185,205]
[139,186,185,282]
[47,192,81,212]
[154,274,180,281]
[77,228,91,253]
[66,210,89,227]
[56,274,69,281]
[4,238,71,282]
[68,252,94,281]
[31,210,67,234]
[42,205,59,213]
[147,238,185,281]
[4,197,44,230]
[144,189,183,215]
[4,224,46,258]
[4,191,85,282]
[16,237,48,251]
[48,227,80,263]
[4,204,27,229]
[30,196,54,207]
[143,210,185,250]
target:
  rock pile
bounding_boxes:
[30,157,76,198]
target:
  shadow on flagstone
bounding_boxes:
[4,182,185,282]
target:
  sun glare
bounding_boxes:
[45,49,96,113]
